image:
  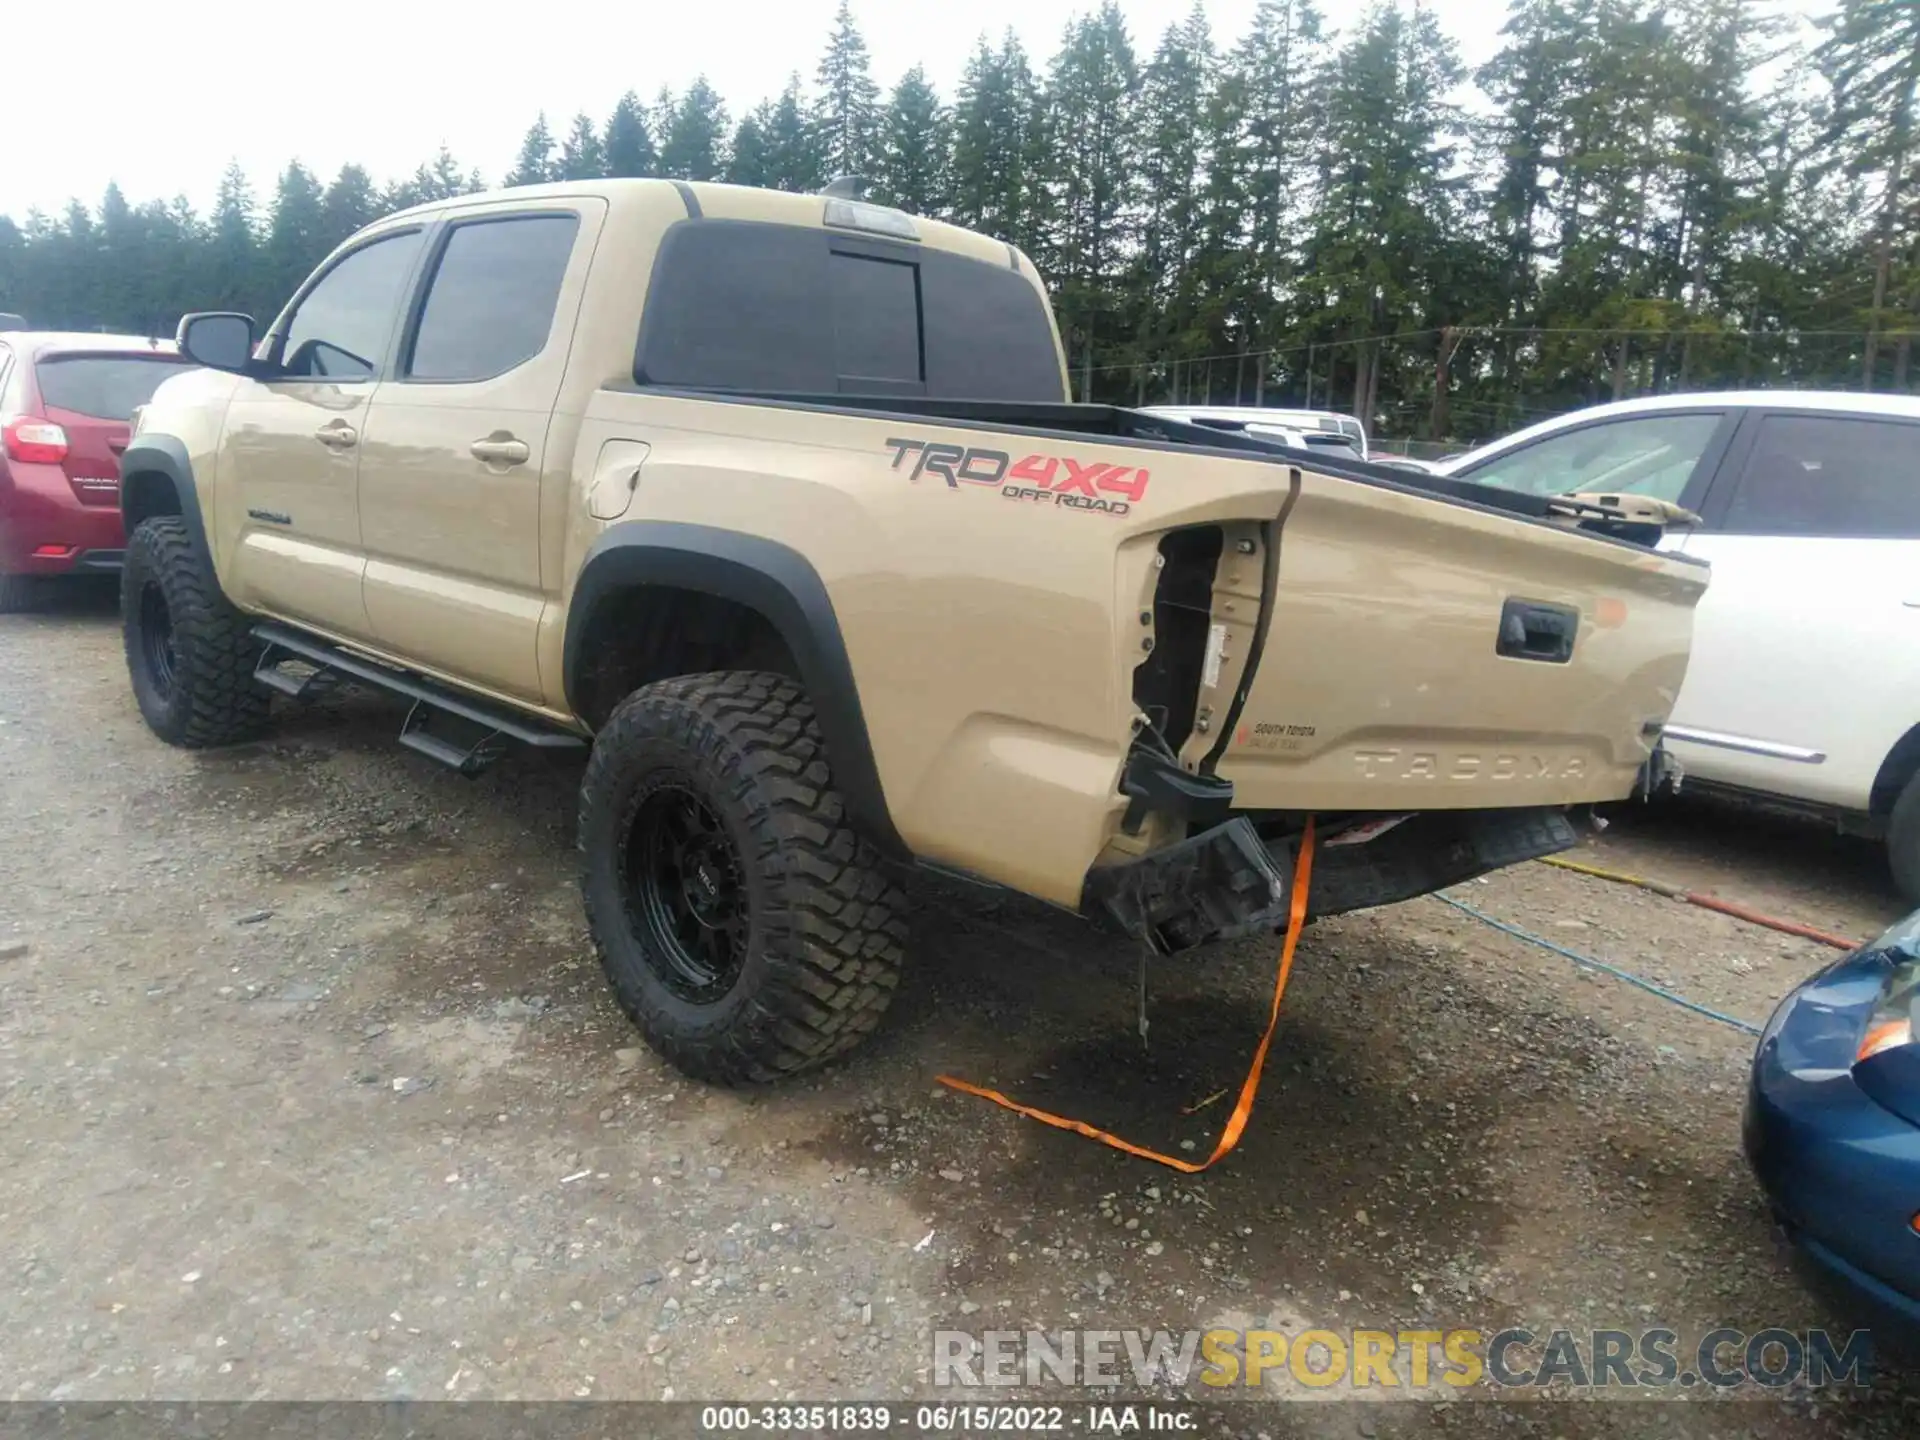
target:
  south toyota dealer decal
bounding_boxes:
[883,437,1147,516]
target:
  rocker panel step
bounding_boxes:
[253,659,323,698]
[250,621,587,751]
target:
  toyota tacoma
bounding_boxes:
[116,179,1706,1082]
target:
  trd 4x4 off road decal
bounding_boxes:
[884,437,1147,516]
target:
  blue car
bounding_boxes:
[1746,910,1920,1353]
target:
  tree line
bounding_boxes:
[0,0,1913,442]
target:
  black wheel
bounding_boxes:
[121,516,270,747]
[1890,771,1920,904]
[0,570,38,614]
[579,671,907,1084]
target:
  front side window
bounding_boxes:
[406,215,579,382]
[1463,412,1724,502]
[279,230,425,380]
[1722,414,1920,539]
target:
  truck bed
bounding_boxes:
[577,378,1706,905]
[615,384,1694,556]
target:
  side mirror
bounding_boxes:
[176,312,256,373]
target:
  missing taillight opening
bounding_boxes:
[1132,526,1223,752]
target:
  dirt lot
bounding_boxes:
[4,589,1919,1435]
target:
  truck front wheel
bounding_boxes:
[579,671,907,1084]
[122,517,269,747]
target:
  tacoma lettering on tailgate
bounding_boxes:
[884,437,1147,516]
[1350,748,1590,783]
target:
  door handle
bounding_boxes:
[470,434,530,466]
[314,423,358,449]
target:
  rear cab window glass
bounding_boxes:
[829,253,922,385]
[1461,412,1723,502]
[279,229,425,380]
[1722,414,1920,539]
[34,354,194,420]
[634,220,1063,402]
[406,214,579,382]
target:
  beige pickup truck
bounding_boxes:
[117,179,1706,1083]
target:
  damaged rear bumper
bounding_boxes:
[1082,807,1578,953]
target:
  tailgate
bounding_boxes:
[1199,468,1707,810]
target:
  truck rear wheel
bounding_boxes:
[1890,771,1920,904]
[122,517,270,747]
[579,671,907,1084]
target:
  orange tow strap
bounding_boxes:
[937,819,1317,1173]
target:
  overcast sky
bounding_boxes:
[7,0,1825,222]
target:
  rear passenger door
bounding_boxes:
[357,200,602,703]
[1666,409,1920,809]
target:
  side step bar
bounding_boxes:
[251,622,587,776]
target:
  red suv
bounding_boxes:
[0,329,196,610]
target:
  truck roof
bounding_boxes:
[381,178,1022,273]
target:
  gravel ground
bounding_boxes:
[4,587,1919,1436]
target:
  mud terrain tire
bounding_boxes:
[122,517,269,747]
[579,671,907,1084]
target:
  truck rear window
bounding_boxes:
[36,354,193,421]
[634,220,1064,403]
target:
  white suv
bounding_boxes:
[1441,391,1920,899]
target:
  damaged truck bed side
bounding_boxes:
[119,179,1706,1082]
[824,394,1702,951]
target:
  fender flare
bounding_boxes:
[118,434,213,566]
[564,521,907,857]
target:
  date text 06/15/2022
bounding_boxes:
[696,1402,1193,1433]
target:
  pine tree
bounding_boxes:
[877,66,951,215]
[729,106,776,189]
[206,161,259,314]
[1297,1,1469,424]
[1215,0,1326,344]
[814,0,882,182]
[426,146,475,198]
[1040,3,1141,396]
[1478,0,1582,325]
[507,113,559,187]
[93,183,140,332]
[558,112,606,181]
[0,216,22,322]
[1135,3,1215,361]
[1816,0,1920,386]
[604,91,659,178]
[660,80,730,181]
[950,33,1041,245]
[320,165,377,252]
[764,77,825,192]
[265,161,326,308]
